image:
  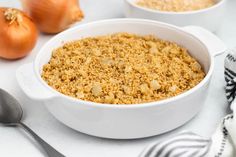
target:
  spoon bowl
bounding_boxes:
[0,89,23,125]
[0,88,65,157]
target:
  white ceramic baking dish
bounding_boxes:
[16,19,226,139]
[124,0,227,32]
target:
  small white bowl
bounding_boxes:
[16,19,226,139]
[124,0,227,32]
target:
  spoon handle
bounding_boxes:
[19,122,65,157]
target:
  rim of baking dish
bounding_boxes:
[125,0,226,15]
[34,18,214,109]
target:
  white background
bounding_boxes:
[0,0,236,157]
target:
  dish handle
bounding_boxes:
[16,63,56,100]
[183,26,227,57]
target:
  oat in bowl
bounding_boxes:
[125,0,226,32]
[17,19,226,139]
[136,0,216,12]
[41,33,205,105]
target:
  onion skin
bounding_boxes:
[0,8,38,59]
[21,0,84,34]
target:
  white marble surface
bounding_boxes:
[0,0,236,157]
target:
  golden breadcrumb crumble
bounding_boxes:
[41,33,205,105]
[136,0,216,12]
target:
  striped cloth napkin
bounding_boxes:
[140,48,236,157]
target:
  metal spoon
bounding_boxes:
[0,88,65,157]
